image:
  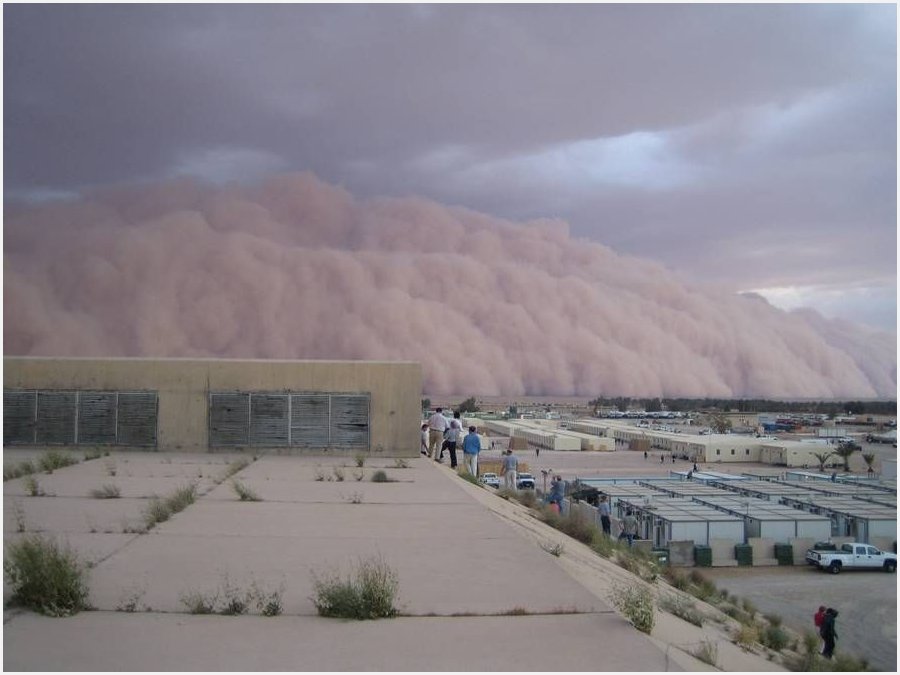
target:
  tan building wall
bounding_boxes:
[4,357,422,455]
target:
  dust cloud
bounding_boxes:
[4,172,895,398]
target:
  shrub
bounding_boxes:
[761,624,789,652]
[354,453,366,468]
[741,597,757,616]
[332,467,345,482]
[733,623,759,649]
[165,484,197,513]
[515,489,537,508]
[143,498,171,528]
[104,459,117,476]
[763,612,783,627]
[458,470,480,485]
[4,460,37,482]
[722,603,754,625]
[353,469,365,482]
[90,484,121,499]
[83,449,103,461]
[615,550,659,583]
[311,555,399,620]
[314,469,326,481]
[4,535,89,616]
[610,583,655,634]
[23,475,43,496]
[180,590,218,614]
[38,450,79,473]
[345,492,363,504]
[693,640,718,667]
[393,458,409,469]
[664,569,690,591]
[831,653,870,671]
[659,594,705,627]
[371,470,391,483]
[231,479,261,502]
[251,581,285,617]
[219,579,251,615]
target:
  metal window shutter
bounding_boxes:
[36,392,77,444]
[209,393,250,447]
[78,392,117,445]
[117,393,158,446]
[330,394,370,449]
[290,395,330,448]
[4,391,36,445]
[250,394,289,446]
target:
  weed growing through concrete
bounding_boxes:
[692,640,718,667]
[610,583,655,634]
[23,475,44,496]
[231,479,261,502]
[311,555,399,620]
[143,483,197,528]
[4,535,89,616]
[539,541,565,557]
[659,594,705,627]
[38,451,79,474]
[90,484,121,499]
[219,577,252,615]
[370,470,392,483]
[4,459,37,482]
[733,623,760,650]
[345,492,363,504]
[83,449,104,461]
[332,467,345,482]
[354,453,366,468]
[250,580,285,616]
[314,469,326,481]
[104,459,117,476]
[116,587,147,612]
[392,458,410,469]
[180,589,219,614]
[353,469,365,482]
[458,470,480,486]
[12,499,27,532]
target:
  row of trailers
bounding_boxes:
[571,472,896,556]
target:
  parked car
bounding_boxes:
[806,542,897,574]
[480,472,500,488]
[516,472,535,489]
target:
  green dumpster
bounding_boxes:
[651,549,669,567]
[694,545,712,567]
[735,543,753,566]
[774,543,793,566]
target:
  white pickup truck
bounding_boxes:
[806,542,897,574]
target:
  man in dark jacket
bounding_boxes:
[820,607,838,659]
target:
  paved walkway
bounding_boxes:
[4,452,680,671]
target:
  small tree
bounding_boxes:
[862,453,877,476]
[708,413,732,434]
[457,397,479,414]
[834,441,860,472]
[811,451,835,472]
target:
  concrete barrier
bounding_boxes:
[710,538,738,567]
[790,537,815,565]
[748,537,778,566]
[668,540,695,567]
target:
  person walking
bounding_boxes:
[546,475,565,510]
[462,426,481,477]
[821,607,839,659]
[621,509,638,546]
[598,495,611,536]
[427,408,449,459]
[445,418,462,469]
[814,605,826,651]
[501,448,519,490]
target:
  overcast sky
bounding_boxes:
[4,3,897,331]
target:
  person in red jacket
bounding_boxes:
[814,605,826,650]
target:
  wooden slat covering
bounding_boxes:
[4,391,36,445]
[209,393,250,447]
[78,392,117,445]
[36,392,77,445]
[330,394,369,449]
[250,394,289,446]
[117,393,158,446]
[290,395,330,448]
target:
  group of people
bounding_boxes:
[421,408,481,475]
[814,605,840,659]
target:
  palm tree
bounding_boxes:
[862,452,877,477]
[811,451,835,473]
[834,441,861,472]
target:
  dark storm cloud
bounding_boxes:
[3,3,896,331]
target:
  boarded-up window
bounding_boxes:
[35,392,77,445]
[209,393,250,447]
[250,394,289,446]
[4,391,36,445]
[78,392,117,445]
[291,395,330,448]
[117,393,158,446]
[330,395,370,449]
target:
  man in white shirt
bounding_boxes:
[427,408,449,459]
[501,449,518,490]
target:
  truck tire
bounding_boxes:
[828,561,842,574]
[885,561,896,573]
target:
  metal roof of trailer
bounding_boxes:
[711,480,818,499]
[691,495,832,522]
[638,479,738,498]
[590,484,663,499]
[779,480,893,499]
[617,496,744,523]
[779,495,897,520]
[837,476,897,493]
